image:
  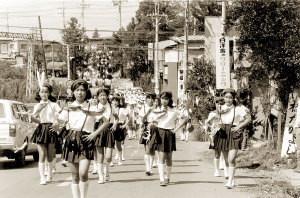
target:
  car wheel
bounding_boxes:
[33,152,39,161]
[15,150,26,167]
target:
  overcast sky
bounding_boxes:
[0,0,140,41]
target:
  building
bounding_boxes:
[148,35,205,104]
[0,38,29,60]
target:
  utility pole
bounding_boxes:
[51,43,54,77]
[67,44,71,80]
[80,0,89,30]
[148,1,167,95]
[58,2,66,29]
[183,0,189,100]
[6,9,9,33]
[222,0,226,35]
[38,16,48,79]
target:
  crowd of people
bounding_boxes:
[25,78,251,197]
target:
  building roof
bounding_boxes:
[148,40,177,50]
[170,35,205,43]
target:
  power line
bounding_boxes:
[0,24,175,35]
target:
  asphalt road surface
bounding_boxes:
[0,135,257,198]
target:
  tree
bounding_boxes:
[92,28,100,38]
[226,0,300,109]
[187,58,216,120]
[61,17,87,58]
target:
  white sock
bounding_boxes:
[150,155,154,171]
[214,158,220,174]
[98,163,104,177]
[158,164,165,182]
[166,166,172,180]
[38,162,46,181]
[79,180,89,198]
[105,162,110,175]
[47,161,54,179]
[228,167,236,185]
[93,161,98,172]
[71,183,80,198]
[219,154,225,169]
[224,166,229,178]
[53,157,56,170]
[144,155,150,172]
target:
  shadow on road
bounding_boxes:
[236,184,258,188]
[0,159,37,170]
[173,180,223,185]
[107,178,158,183]
[172,171,200,174]
[235,175,266,179]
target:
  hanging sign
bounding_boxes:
[216,37,230,89]
[281,93,298,157]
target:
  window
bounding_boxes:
[0,103,6,118]
[0,44,8,54]
[11,104,20,119]
[20,44,27,50]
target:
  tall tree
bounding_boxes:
[226,0,300,109]
[61,17,87,58]
[92,28,100,38]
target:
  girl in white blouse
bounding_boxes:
[30,83,61,185]
[94,88,112,184]
[139,92,157,176]
[214,88,251,189]
[110,95,129,167]
[152,91,188,186]
[53,80,106,198]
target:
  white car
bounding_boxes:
[0,99,39,166]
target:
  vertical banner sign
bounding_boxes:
[281,93,298,157]
[216,37,230,89]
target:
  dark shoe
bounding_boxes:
[146,171,152,176]
[160,181,167,186]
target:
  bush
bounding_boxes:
[236,143,290,171]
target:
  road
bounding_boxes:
[0,134,257,198]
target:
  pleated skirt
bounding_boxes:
[62,130,95,163]
[214,124,241,151]
[31,123,57,144]
[152,127,176,152]
[94,123,115,148]
[114,123,126,142]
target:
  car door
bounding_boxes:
[18,104,37,152]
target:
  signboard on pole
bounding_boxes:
[216,37,230,89]
[148,43,153,61]
[281,93,298,157]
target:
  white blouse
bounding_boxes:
[110,107,128,124]
[156,107,183,130]
[97,102,111,121]
[139,104,156,123]
[220,104,249,126]
[58,101,99,133]
[33,100,61,124]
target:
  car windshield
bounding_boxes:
[0,103,6,118]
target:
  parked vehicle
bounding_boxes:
[0,99,39,166]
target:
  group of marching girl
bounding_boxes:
[28,79,190,198]
[204,88,251,189]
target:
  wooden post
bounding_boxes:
[267,116,272,148]
[277,112,282,151]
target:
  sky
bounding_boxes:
[0,0,141,41]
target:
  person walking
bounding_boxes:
[52,79,106,198]
[30,83,61,185]
[94,88,113,184]
[213,88,251,189]
[150,91,188,186]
